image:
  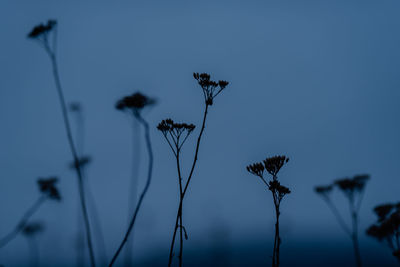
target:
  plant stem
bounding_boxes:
[27,236,39,267]
[109,114,153,267]
[323,198,351,236]
[47,51,96,267]
[350,205,362,267]
[168,104,209,267]
[0,196,46,248]
[125,120,141,266]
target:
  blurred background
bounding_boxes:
[1,0,400,266]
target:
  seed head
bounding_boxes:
[246,162,264,177]
[263,156,289,177]
[22,222,45,237]
[115,92,156,115]
[37,177,61,201]
[193,72,229,106]
[28,20,57,39]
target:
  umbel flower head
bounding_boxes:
[269,180,291,199]
[334,174,370,197]
[27,20,57,39]
[366,202,400,259]
[22,222,45,237]
[37,177,61,201]
[246,155,289,178]
[157,118,195,152]
[263,156,289,177]
[193,73,229,105]
[246,155,291,201]
[69,102,82,112]
[69,156,92,170]
[314,185,333,195]
[115,92,156,115]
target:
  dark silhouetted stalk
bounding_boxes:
[69,103,108,266]
[0,177,61,248]
[109,112,153,267]
[0,196,46,248]
[110,93,156,266]
[315,174,369,267]
[366,202,400,263]
[158,73,229,267]
[247,156,291,267]
[28,20,96,267]
[125,119,141,266]
[22,222,44,267]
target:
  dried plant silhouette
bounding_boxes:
[125,118,141,267]
[69,102,107,266]
[109,92,156,266]
[0,177,60,248]
[157,73,229,267]
[366,202,400,263]
[22,221,44,267]
[246,156,291,267]
[27,20,96,267]
[314,174,370,267]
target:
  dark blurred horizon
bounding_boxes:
[1,0,400,266]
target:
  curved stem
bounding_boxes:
[0,196,46,248]
[47,52,96,267]
[125,119,141,266]
[182,104,209,197]
[109,114,153,267]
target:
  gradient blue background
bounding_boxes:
[1,0,400,266]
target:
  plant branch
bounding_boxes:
[109,113,154,267]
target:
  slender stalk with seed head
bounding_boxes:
[27,20,96,267]
[0,177,60,248]
[69,103,108,266]
[315,174,370,267]
[157,73,229,267]
[247,156,291,267]
[367,202,400,263]
[109,92,156,266]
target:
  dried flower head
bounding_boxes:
[37,177,61,201]
[69,156,92,170]
[374,204,395,222]
[334,174,369,197]
[157,118,195,152]
[269,180,291,197]
[314,185,333,195]
[22,222,45,237]
[69,102,82,112]
[193,72,229,105]
[367,202,400,262]
[27,20,57,39]
[115,92,156,115]
[246,162,265,177]
[263,156,289,177]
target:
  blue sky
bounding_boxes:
[1,0,400,265]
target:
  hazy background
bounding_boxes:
[1,0,400,266]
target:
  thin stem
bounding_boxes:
[109,114,154,267]
[168,203,182,267]
[183,104,209,197]
[47,51,96,267]
[0,196,46,248]
[125,119,141,266]
[168,104,209,267]
[322,197,351,237]
[349,199,362,267]
[27,236,39,267]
